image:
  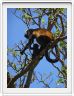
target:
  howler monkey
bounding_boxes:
[20,28,53,54]
[20,28,60,63]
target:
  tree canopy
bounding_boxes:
[7,8,67,88]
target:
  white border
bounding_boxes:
[0,2,1,93]
[2,0,72,3]
[0,4,2,92]
[2,95,73,96]
[2,2,72,94]
[72,0,74,95]
[0,1,2,94]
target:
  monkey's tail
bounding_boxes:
[45,45,60,63]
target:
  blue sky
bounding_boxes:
[7,8,66,88]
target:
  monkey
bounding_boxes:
[20,28,53,54]
[20,28,60,63]
[30,43,43,59]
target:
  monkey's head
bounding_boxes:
[25,29,34,39]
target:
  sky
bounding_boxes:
[7,8,66,88]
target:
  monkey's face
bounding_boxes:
[25,34,29,39]
[25,29,34,39]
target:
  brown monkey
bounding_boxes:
[20,28,53,54]
[20,28,60,63]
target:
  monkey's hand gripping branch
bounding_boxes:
[20,41,31,55]
[7,36,67,88]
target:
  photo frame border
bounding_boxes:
[2,95,73,96]
[2,2,72,94]
[2,0,73,3]
[0,3,2,92]
[0,2,2,93]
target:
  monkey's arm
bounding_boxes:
[20,39,33,55]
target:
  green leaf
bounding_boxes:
[22,63,27,68]
[56,31,61,35]
[49,15,53,19]
[59,8,64,13]
[41,18,45,23]
[59,41,65,48]
[7,48,13,52]
[61,66,65,71]
[57,78,64,84]
[12,51,17,57]
[22,13,32,19]
[13,64,16,69]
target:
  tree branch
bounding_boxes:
[7,35,67,88]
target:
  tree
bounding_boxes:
[7,8,67,88]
